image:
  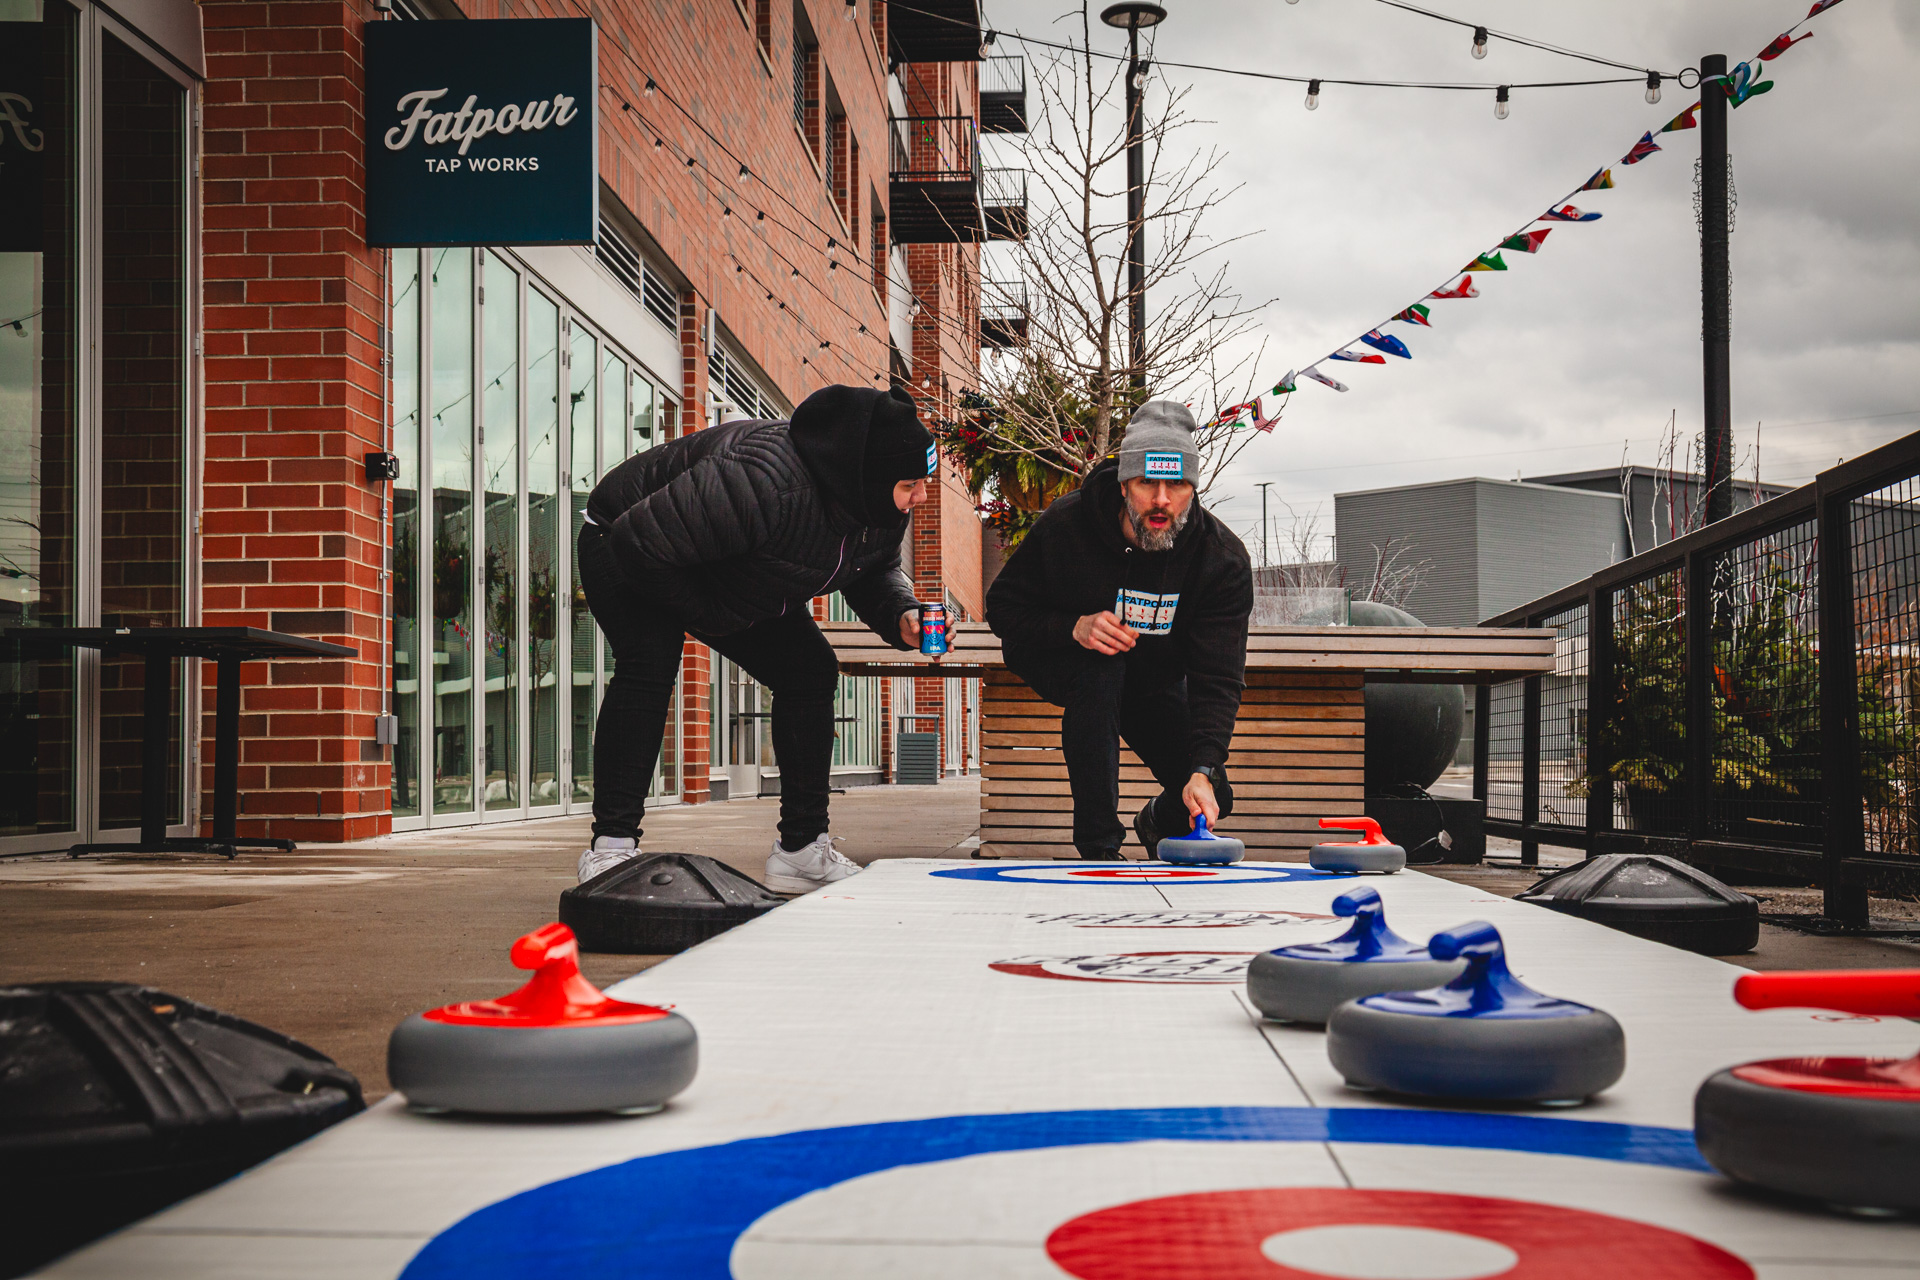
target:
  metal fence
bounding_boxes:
[888,115,978,184]
[1476,432,1920,923]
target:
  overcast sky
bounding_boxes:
[979,0,1920,559]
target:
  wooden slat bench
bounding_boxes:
[823,621,1556,860]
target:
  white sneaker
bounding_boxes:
[764,833,861,894]
[577,835,639,882]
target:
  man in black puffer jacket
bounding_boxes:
[576,384,935,893]
[986,401,1253,859]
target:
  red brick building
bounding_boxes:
[0,0,1023,851]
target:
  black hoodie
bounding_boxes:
[985,459,1253,771]
[589,390,919,640]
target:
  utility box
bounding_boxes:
[895,733,940,786]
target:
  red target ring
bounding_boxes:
[1045,1188,1753,1280]
[1070,868,1217,879]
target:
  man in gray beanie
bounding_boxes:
[985,401,1254,859]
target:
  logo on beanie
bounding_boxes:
[1142,451,1185,480]
[927,444,938,476]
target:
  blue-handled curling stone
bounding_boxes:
[1326,920,1625,1105]
[1155,813,1245,866]
[1309,817,1406,874]
[1245,885,1466,1024]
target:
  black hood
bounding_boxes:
[789,384,927,528]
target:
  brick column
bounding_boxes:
[677,290,713,803]
[200,1,387,841]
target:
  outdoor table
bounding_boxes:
[7,627,357,859]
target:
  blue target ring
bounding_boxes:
[932,863,1343,885]
[399,1106,1711,1279]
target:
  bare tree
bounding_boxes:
[967,4,1269,501]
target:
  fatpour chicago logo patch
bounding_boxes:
[988,951,1257,983]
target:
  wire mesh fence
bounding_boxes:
[1610,569,1687,836]
[1536,603,1589,831]
[1485,678,1523,823]
[1852,476,1920,859]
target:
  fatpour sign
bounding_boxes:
[0,22,45,255]
[365,18,596,248]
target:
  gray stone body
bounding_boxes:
[1158,832,1245,865]
[1310,842,1406,874]
[1326,1002,1625,1103]
[1246,950,1464,1025]
[387,1012,697,1115]
[1695,1069,1920,1212]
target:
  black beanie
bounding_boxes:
[790,384,933,527]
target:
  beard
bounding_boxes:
[1127,502,1190,552]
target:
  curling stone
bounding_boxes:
[560,852,785,954]
[1694,969,1920,1214]
[1155,813,1244,865]
[1309,817,1406,874]
[388,922,696,1116]
[1516,853,1758,955]
[1326,920,1625,1105]
[1245,885,1466,1024]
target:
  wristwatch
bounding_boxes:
[1192,764,1221,783]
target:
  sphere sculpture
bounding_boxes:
[1155,813,1245,866]
[1695,969,1920,1214]
[1309,816,1406,874]
[389,922,697,1116]
[1326,920,1626,1105]
[1245,885,1465,1024]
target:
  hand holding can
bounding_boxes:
[919,602,948,657]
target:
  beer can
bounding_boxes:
[920,602,949,656]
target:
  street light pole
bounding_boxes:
[1255,481,1274,568]
[1699,53,1734,525]
[1101,3,1165,396]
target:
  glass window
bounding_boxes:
[526,289,561,806]
[430,248,473,816]
[567,322,596,803]
[97,31,185,831]
[390,249,421,818]
[481,251,519,811]
[828,593,880,769]
[0,2,78,835]
[631,375,656,452]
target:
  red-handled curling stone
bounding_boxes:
[388,922,696,1116]
[1309,817,1405,874]
[1694,968,1920,1214]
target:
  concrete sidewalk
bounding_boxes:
[3,776,1915,1101]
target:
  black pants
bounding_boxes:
[1008,647,1233,857]
[577,523,840,849]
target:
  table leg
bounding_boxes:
[141,650,171,846]
[214,656,240,841]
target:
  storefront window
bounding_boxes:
[480,251,518,810]
[828,593,881,770]
[0,1,77,835]
[430,248,473,815]
[598,347,625,696]
[527,289,561,806]
[567,322,596,801]
[390,249,421,819]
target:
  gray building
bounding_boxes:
[1525,467,1791,560]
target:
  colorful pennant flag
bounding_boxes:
[1271,371,1298,395]
[1581,168,1616,191]
[1250,399,1283,432]
[1726,61,1774,108]
[1430,277,1479,300]
[1393,304,1432,327]
[1499,229,1552,254]
[1806,0,1843,16]
[1213,400,1258,426]
[1301,366,1349,392]
[1660,103,1701,133]
[1329,348,1386,364]
[1540,204,1601,222]
[1360,330,1411,359]
[1760,31,1812,59]
[1621,131,1662,165]
[1463,252,1508,273]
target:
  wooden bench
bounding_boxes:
[824,621,1556,860]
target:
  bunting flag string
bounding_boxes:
[1213,0,1846,426]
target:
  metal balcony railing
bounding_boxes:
[981,280,1028,348]
[981,55,1028,134]
[890,116,983,244]
[982,167,1026,241]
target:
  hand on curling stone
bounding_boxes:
[1073,611,1137,655]
[1183,772,1219,827]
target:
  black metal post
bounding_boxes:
[1520,673,1541,868]
[1585,587,1614,857]
[1685,549,1713,848]
[214,656,241,842]
[140,652,171,846]
[1471,682,1490,808]
[1700,53,1734,525]
[1125,24,1146,393]
[1816,475,1868,924]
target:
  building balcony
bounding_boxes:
[980,56,1027,133]
[888,0,983,64]
[982,167,1027,241]
[981,281,1028,348]
[890,116,984,244]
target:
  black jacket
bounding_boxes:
[589,418,919,641]
[985,459,1253,771]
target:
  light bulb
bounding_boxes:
[1305,78,1320,111]
[1494,85,1509,120]
[1645,71,1662,105]
[1471,27,1488,59]
[827,238,837,260]
[844,0,856,20]
[644,76,657,97]
[980,29,997,58]
[737,163,750,184]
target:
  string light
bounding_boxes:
[980,28,997,58]
[643,76,656,96]
[1470,26,1488,59]
[1305,78,1320,110]
[1645,70,1662,104]
[1494,83,1509,119]
[737,163,751,184]
[844,0,856,20]
[1129,59,1151,91]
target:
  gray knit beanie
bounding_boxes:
[1116,400,1200,484]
